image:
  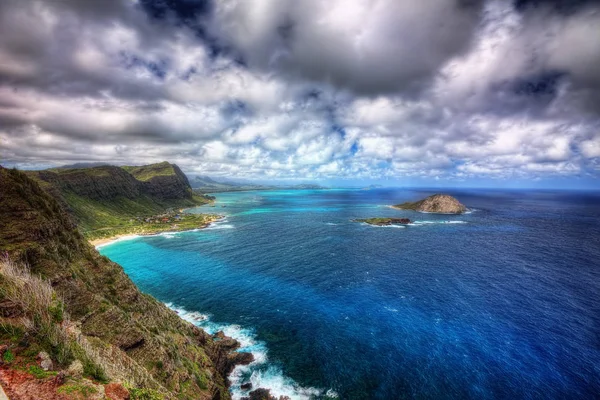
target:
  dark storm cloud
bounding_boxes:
[514,0,600,14]
[210,0,485,96]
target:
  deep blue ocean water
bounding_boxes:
[99,188,600,399]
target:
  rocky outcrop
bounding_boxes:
[393,194,467,214]
[242,388,291,400]
[212,332,255,378]
[354,218,411,226]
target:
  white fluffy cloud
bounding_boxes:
[0,0,599,185]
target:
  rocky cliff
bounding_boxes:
[36,166,142,201]
[122,162,194,201]
[393,194,467,214]
[0,166,249,399]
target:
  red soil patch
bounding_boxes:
[0,367,70,400]
[105,382,129,400]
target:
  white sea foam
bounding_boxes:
[205,224,235,230]
[204,218,235,230]
[412,220,467,226]
[159,231,180,239]
[166,303,334,400]
[326,222,338,226]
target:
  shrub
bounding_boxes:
[0,257,72,364]
[0,257,107,380]
[27,364,55,379]
[3,349,14,363]
[128,387,165,400]
[57,383,98,398]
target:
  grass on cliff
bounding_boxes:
[0,257,107,381]
[46,167,112,178]
[121,162,175,182]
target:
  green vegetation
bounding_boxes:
[57,383,98,398]
[27,364,56,379]
[87,213,222,241]
[63,192,221,241]
[122,161,176,182]
[3,348,15,363]
[47,167,112,178]
[0,257,107,380]
[128,386,165,400]
[25,162,216,240]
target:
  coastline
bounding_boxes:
[90,215,225,248]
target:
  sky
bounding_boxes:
[0,0,599,188]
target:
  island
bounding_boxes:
[354,217,411,226]
[392,194,467,214]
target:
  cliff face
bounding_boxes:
[36,166,142,201]
[136,164,194,200]
[0,167,246,399]
[33,161,196,203]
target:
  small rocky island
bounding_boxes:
[392,194,467,214]
[354,217,411,226]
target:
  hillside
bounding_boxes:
[0,166,251,399]
[27,162,214,239]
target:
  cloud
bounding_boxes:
[210,0,484,95]
[0,0,599,186]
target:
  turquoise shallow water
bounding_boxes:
[99,188,600,399]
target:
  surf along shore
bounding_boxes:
[89,213,224,247]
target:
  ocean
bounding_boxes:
[98,188,600,399]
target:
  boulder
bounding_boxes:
[40,359,53,371]
[248,388,275,400]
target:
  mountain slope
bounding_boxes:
[27,162,213,238]
[0,166,250,399]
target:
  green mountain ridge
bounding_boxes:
[26,162,214,239]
